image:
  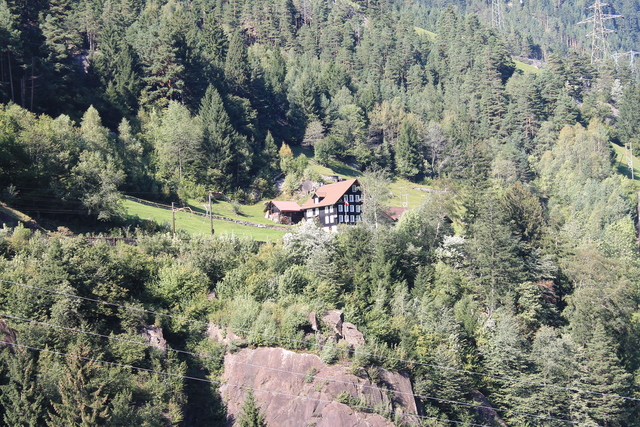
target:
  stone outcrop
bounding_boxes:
[207,324,245,346]
[142,325,166,352]
[322,310,343,337]
[342,322,365,348]
[219,347,419,427]
[320,310,365,349]
[309,312,319,332]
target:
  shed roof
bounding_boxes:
[301,179,359,209]
[268,200,303,212]
[384,207,408,221]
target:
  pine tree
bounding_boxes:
[224,30,250,95]
[571,323,633,426]
[394,118,423,180]
[199,84,250,190]
[237,389,266,427]
[47,344,110,427]
[0,349,45,426]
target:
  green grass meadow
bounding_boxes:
[611,142,640,181]
[123,199,289,241]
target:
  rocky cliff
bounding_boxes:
[218,347,420,426]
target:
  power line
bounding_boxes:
[0,340,494,427]
[0,313,598,427]
[578,0,622,66]
[1,279,638,404]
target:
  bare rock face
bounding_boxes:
[342,322,365,348]
[0,319,16,347]
[322,310,344,337]
[309,312,319,332]
[207,323,244,346]
[219,347,419,427]
[469,390,508,427]
[142,326,166,352]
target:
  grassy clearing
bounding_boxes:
[185,198,281,226]
[123,199,288,241]
[514,60,540,74]
[297,149,441,209]
[611,142,640,181]
[0,202,35,224]
[414,26,436,41]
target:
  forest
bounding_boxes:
[2,0,640,425]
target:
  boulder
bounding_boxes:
[0,319,16,348]
[342,322,365,348]
[207,323,244,346]
[309,312,319,332]
[321,310,343,337]
[142,325,166,352]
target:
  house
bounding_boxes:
[264,201,304,225]
[300,178,363,232]
[383,207,408,222]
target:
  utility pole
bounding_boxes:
[209,192,214,236]
[491,0,505,32]
[171,202,176,238]
[578,0,622,67]
[626,140,635,180]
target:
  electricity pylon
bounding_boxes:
[578,0,622,66]
[612,50,640,72]
[491,0,505,32]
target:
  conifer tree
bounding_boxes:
[199,84,250,190]
[0,350,45,426]
[571,323,632,426]
[394,118,423,180]
[224,30,250,95]
[237,389,266,427]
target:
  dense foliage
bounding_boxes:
[0,0,640,218]
[2,0,640,425]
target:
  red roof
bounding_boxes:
[301,179,359,209]
[269,201,302,212]
[384,207,408,221]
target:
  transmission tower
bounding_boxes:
[625,141,635,180]
[578,0,622,66]
[491,0,505,32]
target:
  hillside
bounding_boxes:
[2,0,640,426]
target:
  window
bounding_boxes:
[324,216,329,224]
[356,215,361,221]
[324,206,328,214]
[352,185,356,192]
[314,197,318,204]
[350,205,354,213]
[307,209,313,217]
[349,195,354,202]
[350,215,355,223]
[339,215,344,223]
[338,205,343,212]
[356,205,360,213]
[330,205,334,213]
[355,195,360,202]
[315,208,319,216]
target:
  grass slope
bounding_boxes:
[306,156,440,210]
[611,142,640,181]
[123,199,288,241]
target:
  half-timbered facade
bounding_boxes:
[300,178,362,232]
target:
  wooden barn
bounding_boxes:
[264,201,304,225]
